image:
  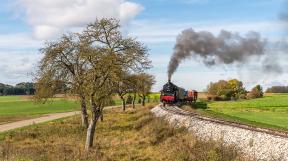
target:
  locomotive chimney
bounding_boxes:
[168,78,171,83]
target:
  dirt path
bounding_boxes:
[0,111,80,133]
[0,105,124,133]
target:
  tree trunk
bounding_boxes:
[100,108,104,122]
[80,95,89,128]
[141,96,146,106]
[100,113,104,122]
[121,96,126,111]
[132,93,136,109]
[85,96,101,151]
[85,116,97,150]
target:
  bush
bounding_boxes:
[239,94,247,99]
[207,96,224,101]
[247,85,263,99]
[207,79,246,101]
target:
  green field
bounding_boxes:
[0,93,160,125]
[189,94,288,131]
[0,96,80,124]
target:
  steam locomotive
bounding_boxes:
[160,80,198,106]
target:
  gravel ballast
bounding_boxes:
[151,105,288,160]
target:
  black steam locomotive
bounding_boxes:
[160,80,198,106]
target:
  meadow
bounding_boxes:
[0,93,160,125]
[185,93,288,131]
[0,105,245,161]
[0,96,80,124]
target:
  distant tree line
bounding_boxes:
[0,82,35,95]
[207,79,263,101]
[266,86,288,93]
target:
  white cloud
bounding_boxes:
[129,20,284,44]
[120,2,144,24]
[0,52,42,84]
[0,33,42,49]
[17,0,143,39]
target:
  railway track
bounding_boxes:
[160,105,288,138]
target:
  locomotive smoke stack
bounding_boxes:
[167,28,272,78]
[168,78,171,83]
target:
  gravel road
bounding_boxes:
[0,105,122,133]
[0,111,80,133]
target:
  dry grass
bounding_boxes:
[0,104,247,161]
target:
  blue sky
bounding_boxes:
[0,0,287,91]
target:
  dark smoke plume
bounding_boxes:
[168,28,267,80]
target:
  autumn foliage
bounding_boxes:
[207,79,246,101]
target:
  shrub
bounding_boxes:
[207,96,224,101]
[239,94,247,99]
[207,80,232,98]
[207,79,246,101]
[247,85,263,99]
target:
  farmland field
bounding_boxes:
[0,93,160,125]
[0,96,80,124]
[185,93,288,131]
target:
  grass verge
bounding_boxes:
[0,104,246,161]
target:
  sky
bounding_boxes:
[0,0,287,91]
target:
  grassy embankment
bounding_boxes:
[183,93,288,131]
[0,105,246,161]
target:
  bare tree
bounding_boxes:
[81,18,151,150]
[35,18,152,151]
[127,74,139,109]
[35,34,89,128]
[83,62,116,150]
[136,73,155,106]
[115,73,130,111]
